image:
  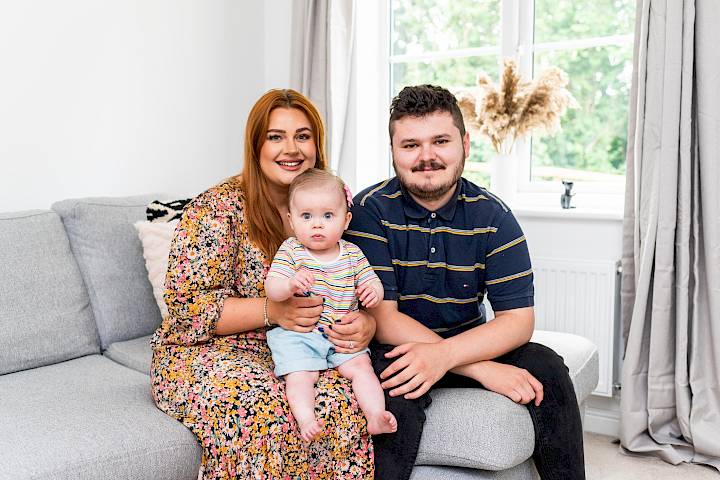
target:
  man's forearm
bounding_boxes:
[374,301,534,372]
[374,305,442,344]
[443,308,534,368]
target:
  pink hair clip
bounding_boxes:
[343,184,354,208]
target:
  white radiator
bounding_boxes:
[531,257,619,397]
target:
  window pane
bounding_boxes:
[391,0,500,55]
[534,0,635,43]
[531,45,632,184]
[392,56,498,178]
[392,56,499,94]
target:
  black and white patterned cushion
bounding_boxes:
[146,199,191,223]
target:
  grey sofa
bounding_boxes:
[0,196,599,480]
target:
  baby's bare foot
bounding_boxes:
[299,418,324,443]
[367,411,398,435]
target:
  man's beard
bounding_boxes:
[394,157,464,202]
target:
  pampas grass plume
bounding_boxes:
[458,58,576,154]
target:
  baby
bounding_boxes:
[265,168,397,442]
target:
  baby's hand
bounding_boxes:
[290,270,315,296]
[357,281,383,308]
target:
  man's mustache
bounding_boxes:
[411,160,446,172]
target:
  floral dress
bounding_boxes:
[150,179,374,479]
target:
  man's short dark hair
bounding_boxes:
[389,84,467,143]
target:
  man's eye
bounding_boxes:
[435,139,449,145]
[403,143,417,149]
[323,212,333,220]
[301,213,312,220]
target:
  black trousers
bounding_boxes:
[370,342,586,480]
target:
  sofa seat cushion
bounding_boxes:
[103,331,597,472]
[419,388,535,470]
[0,210,99,375]
[52,196,162,349]
[104,335,153,375]
[0,355,200,480]
[411,463,537,480]
[417,330,598,470]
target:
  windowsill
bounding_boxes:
[512,204,624,221]
[508,190,626,221]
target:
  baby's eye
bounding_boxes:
[301,213,312,220]
[323,212,333,220]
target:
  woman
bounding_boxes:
[150,89,376,479]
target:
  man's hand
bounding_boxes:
[380,342,453,399]
[289,270,315,296]
[470,361,544,406]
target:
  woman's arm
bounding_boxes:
[215,295,323,335]
[163,195,322,342]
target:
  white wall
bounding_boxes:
[516,211,624,436]
[263,0,293,90]
[0,0,267,211]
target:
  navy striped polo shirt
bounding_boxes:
[345,177,534,338]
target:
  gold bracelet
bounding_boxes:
[263,297,271,327]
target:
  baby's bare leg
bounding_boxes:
[337,354,397,435]
[285,370,323,442]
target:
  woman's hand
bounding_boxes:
[268,295,323,333]
[325,310,377,354]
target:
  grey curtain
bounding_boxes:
[290,0,355,173]
[620,0,720,471]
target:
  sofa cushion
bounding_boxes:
[417,330,598,470]
[0,355,201,480]
[0,210,99,375]
[418,389,535,470]
[104,334,153,375]
[410,463,537,480]
[52,196,162,349]
[531,330,599,402]
[108,329,597,472]
[134,220,179,318]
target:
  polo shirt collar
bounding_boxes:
[400,179,462,221]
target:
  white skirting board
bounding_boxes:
[584,405,621,437]
[582,394,622,437]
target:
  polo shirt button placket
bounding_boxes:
[428,214,437,256]
[425,213,439,282]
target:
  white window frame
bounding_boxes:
[356,0,631,212]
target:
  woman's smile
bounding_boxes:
[276,159,304,170]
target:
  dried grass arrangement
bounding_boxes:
[457,58,577,154]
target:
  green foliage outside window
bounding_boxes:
[391,0,635,185]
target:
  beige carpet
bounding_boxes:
[585,433,719,479]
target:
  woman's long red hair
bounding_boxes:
[239,89,327,260]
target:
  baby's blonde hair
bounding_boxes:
[288,168,349,212]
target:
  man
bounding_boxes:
[345,85,585,479]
